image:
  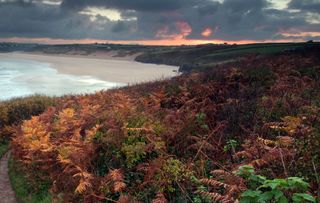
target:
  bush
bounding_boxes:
[237,165,316,203]
[8,157,51,203]
[0,95,56,127]
[244,66,276,90]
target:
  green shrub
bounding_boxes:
[0,142,9,158]
[244,66,276,89]
[223,139,238,153]
[8,157,51,203]
[159,158,190,192]
[121,141,147,168]
[298,66,320,81]
[237,165,316,203]
[0,95,56,127]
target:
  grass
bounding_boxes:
[0,142,9,158]
[200,43,305,59]
[136,42,319,71]
[192,43,315,67]
[8,157,52,203]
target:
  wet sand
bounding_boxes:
[0,52,179,84]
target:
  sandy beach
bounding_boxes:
[0,52,179,84]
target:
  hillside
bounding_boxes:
[0,43,38,53]
[136,42,320,72]
[3,42,319,74]
[28,43,162,57]
[5,46,320,202]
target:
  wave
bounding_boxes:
[0,58,124,100]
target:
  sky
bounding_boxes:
[0,0,319,45]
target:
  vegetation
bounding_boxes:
[8,157,51,203]
[0,142,9,158]
[237,165,315,203]
[0,95,56,202]
[0,95,56,148]
[4,46,319,202]
[0,95,56,127]
[136,42,320,72]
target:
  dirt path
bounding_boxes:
[0,152,17,203]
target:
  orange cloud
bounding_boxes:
[201,27,213,37]
[175,21,192,39]
[156,21,192,40]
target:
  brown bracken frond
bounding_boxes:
[197,191,234,203]
[200,178,228,188]
[152,193,168,203]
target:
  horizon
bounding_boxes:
[1,39,319,47]
[0,0,319,45]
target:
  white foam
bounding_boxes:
[0,58,124,101]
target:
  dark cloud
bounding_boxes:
[289,0,320,13]
[0,2,130,40]
[111,21,133,33]
[0,0,33,7]
[0,0,319,42]
[60,0,198,12]
[223,0,269,12]
[197,1,220,16]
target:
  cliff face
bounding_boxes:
[10,48,320,202]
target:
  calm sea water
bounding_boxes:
[0,58,123,101]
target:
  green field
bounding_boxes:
[135,42,319,71]
[205,43,302,56]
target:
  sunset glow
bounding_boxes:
[0,37,307,46]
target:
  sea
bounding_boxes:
[0,58,123,101]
